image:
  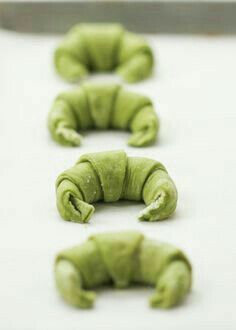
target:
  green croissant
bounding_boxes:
[55,231,192,309]
[54,23,153,83]
[56,150,177,223]
[48,83,159,147]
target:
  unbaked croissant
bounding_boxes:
[56,150,177,223]
[54,23,154,83]
[55,231,192,309]
[48,83,159,147]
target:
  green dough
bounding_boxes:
[54,23,154,83]
[48,83,159,147]
[55,231,192,309]
[56,150,177,223]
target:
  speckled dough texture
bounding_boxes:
[56,150,177,223]
[54,23,154,83]
[55,231,192,309]
[48,83,159,147]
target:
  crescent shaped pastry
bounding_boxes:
[48,83,159,147]
[55,231,192,309]
[54,24,154,83]
[56,150,177,223]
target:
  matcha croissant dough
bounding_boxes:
[55,231,192,309]
[56,150,177,223]
[48,83,159,147]
[54,23,153,83]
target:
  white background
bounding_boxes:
[0,29,236,329]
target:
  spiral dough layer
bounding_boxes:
[54,23,154,83]
[56,150,178,223]
[48,83,159,147]
[55,231,192,309]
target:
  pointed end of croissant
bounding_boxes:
[56,127,82,147]
[55,260,96,309]
[149,292,168,309]
[69,196,95,223]
[138,192,167,222]
[128,129,156,147]
[56,55,88,82]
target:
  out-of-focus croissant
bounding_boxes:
[48,83,159,147]
[54,24,154,83]
[55,231,192,309]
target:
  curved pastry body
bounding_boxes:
[56,150,177,223]
[48,83,159,147]
[55,231,192,309]
[54,24,153,83]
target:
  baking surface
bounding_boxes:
[1,29,236,329]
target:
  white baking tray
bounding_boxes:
[0,21,236,330]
